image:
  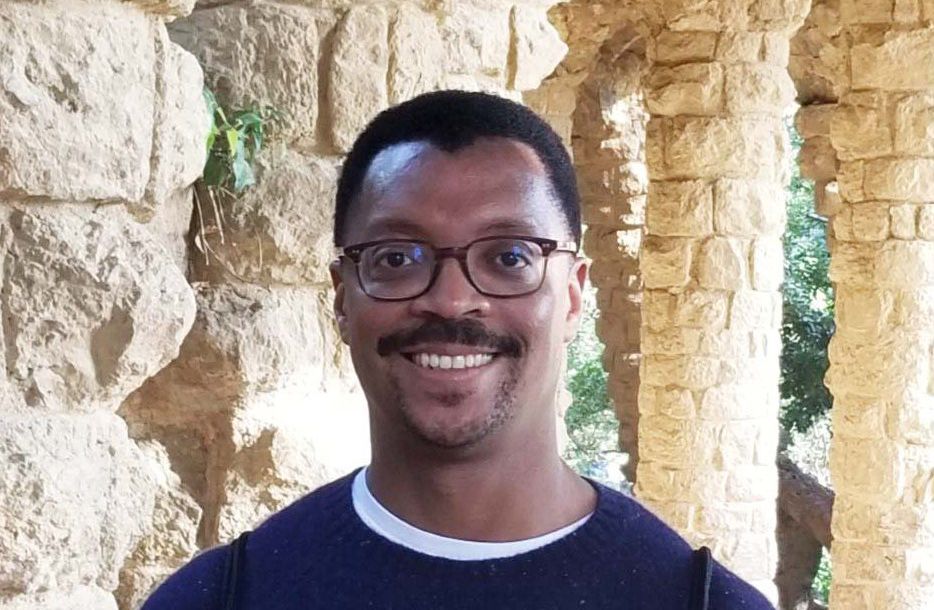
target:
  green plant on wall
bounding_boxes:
[201,88,279,194]
[194,89,280,269]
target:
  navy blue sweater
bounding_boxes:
[143,471,774,609]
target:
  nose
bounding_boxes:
[409,257,490,319]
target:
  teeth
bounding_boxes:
[409,352,495,370]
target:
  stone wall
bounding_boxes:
[0,0,206,608]
[0,1,567,608]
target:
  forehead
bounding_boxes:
[346,137,568,244]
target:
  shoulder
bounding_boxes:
[140,471,357,610]
[592,484,774,608]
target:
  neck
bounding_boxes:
[366,421,596,542]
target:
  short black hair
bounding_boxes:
[334,90,580,247]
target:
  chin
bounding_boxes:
[401,395,514,449]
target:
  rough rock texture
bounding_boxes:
[0,2,156,203]
[1,204,195,413]
[634,0,810,602]
[191,146,339,286]
[0,412,160,595]
[824,7,934,608]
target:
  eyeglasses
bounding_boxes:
[339,236,578,301]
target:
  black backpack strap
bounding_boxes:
[689,546,713,610]
[222,531,251,610]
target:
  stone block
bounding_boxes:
[329,6,389,152]
[751,238,783,290]
[715,31,762,63]
[837,161,866,203]
[510,5,567,91]
[654,31,719,64]
[726,465,779,503]
[144,30,209,212]
[642,290,674,332]
[154,283,357,412]
[674,289,729,329]
[831,104,892,161]
[638,415,697,466]
[730,290,779,329]
[713,179,785,237]
[641,236,693,288]
[0,412,160,594]
[798,136,837,183]
[919,206,934,240]
[0,3,155,202]
[2,204,195,412]
[851,29,934,90]
[895,0,924,22]
[834,541,907,582]
[698,383,775,420]
[893,92,934,156]
[191,147,338,286]
[890,204,917,239]
[840,0,896,23]
[646,180,713,236]
[826,333,929,397]
[832,395,887,439]
[850,203,891,242]
[697,329,752,358]
[115,442,201,610]
[796,104,835,138]
[0,587,117,610]
[170,3,319,145]
[659,0,729,31]
[725,63,795,114]
[213,407,369,542]
[646,63,724,116]
[440,3,511,85]
[652,387,696,419]
[762,33,790,66]
[865,158,934,202]
[642,355,721,390]
[657,117,783,182]
[835,286,895,339]
[388,5,445,105]
[749,0,811,30]
[698,237,748,290]
[641,327,702,355]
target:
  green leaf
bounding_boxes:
[225,129,239,159]
[232,141,255,192]
[202,154,228,187]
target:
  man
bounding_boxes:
[143,91,773,609]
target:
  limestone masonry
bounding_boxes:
[1,0,933,608]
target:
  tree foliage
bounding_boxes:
[780,124,834,433]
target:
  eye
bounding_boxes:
[496,246,531,268]
[376,250,414,268]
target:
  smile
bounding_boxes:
[404,353,497,370]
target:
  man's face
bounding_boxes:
[331,137,586,451]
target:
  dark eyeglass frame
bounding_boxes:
[339,235,579,301]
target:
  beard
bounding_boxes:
[387,358,520,448]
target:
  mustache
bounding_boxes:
[377,318,523,358]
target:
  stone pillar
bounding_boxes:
[0,0,206,608]
[573,45,648,484]
[636,0,808,600]
[824,5,934,607]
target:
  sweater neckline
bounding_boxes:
[325,467,626,573]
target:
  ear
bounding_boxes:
[330,259,351,345]
[562,256,589,344]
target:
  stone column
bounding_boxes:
[636,0,808,600]
[573,46,648,485]
[0,0,206,608]
[824,4,934,607]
